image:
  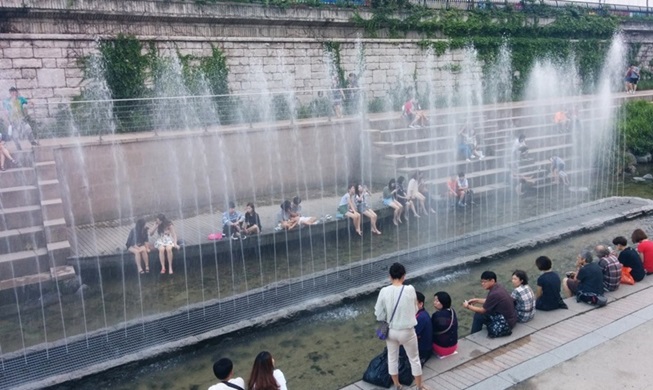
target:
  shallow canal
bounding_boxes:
[58,214,653,390]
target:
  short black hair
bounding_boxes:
[434,291,452,309]
[228,201,236,209]
[213,358,233,380]
[458,171,465,178]
[416,291,425,305]
[389,262,406,280]
[480,270,496,281]
[612,236,628,247]
[9,87,17,92]
[535,256,552,271]
[512,270,529,285]
[580,250,593,263]
[292,196,301,205]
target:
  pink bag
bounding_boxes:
[207,232,223,240]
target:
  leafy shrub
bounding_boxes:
[617,100,653,156]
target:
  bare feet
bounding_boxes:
[373,230,382,235]
[393,219,399,226]
[356,230,362,237]
[160,268,166,274]
[169,269,174,275]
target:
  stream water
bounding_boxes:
[56,214,653,390]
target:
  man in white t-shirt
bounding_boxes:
[208,358,245,390]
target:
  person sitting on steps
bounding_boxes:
[455,172,473,207]
[383,178,404,226]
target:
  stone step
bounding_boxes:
[0,265,76,292]
[0,185,40,208]
[0,248,50,278]
[0,166,36,187]
[6,149,35,167]
[41,198,65,220]
[34,160,57,181]
[0,204,43,230]
[37,179,61,201]
[43,218,68,243]
[33,146,55,163]
[0,226,46,254]
[47,240,71,267]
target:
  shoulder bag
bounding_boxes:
[376,285,405,340]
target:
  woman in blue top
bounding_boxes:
[126,218,150,274]
[382,178,404,226]
[338,184,362,236]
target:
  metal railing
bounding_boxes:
[7,88,368,140]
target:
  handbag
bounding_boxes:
[621,266,635,285]
[376,285,404,340]
[435,309,456,335]
[487,313,512,338]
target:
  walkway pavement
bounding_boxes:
[341,273,653,390]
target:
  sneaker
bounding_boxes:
[231,233,240,240]
[596,295,608,307]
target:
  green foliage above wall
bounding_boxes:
[618,100,653,156]
[98,34,150,100]
[354,5,620,96]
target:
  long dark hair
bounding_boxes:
[248,351,278,390]
[135,218,147,243]
[387,178,396,189]
[247,202,256,215]
[156,214,172,235]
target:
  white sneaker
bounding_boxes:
[466,159,471,162]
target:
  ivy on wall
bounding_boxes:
[353,5,620,97]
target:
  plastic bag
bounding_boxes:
[362,347,413,387]
[621,266,635,285]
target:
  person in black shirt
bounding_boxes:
[613,236,645,282]
[243,202,262,235]
[563,250,604,297]
[534,256,567,311]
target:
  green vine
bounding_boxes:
[323,41,346,87]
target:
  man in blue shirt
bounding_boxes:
[414,291,433,365]
[222,201,244,240]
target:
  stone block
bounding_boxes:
[13,58,42,68]
[372,70,386,83]
[42,58,58,68]
[55,88,81,98]
[16,78,39,89]
[66,78,83,88]
[10,41,33,48]
[32,88,54,98]
[21,69,37,78]
[37,68,66,88]
[34,48,63,58]
[0,59,12,69]
[0,41,9,49]
[3,47,34,58]
[1,69,22,79]
[64,68,84,78]
[56,58,77,68]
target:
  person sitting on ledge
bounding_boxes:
[612,236,645,282]
[534,256,568,311]
[383,178,404,226]
[407,171,428,216]
[455,172,473,207]
[223,201,245,240]
[276,200,298,231]
[126,218,150,274]
[632,228,653,275]
[290,196,319,226]
[149,214,178,275]
[243,202,262,236]
[356,184,382,235]
[512,134,529,159]
[596,245,622,292]
[415,291,433,365]
[402,97,428,128]
[562,250,604,298]
[0,133,20,171]
[396,175,419,218]
[337,184,362,236]
[510,270,536,323]
[209,357,245,390]
[463,271,518,335]
[431,291,458,359]
[550,155,570,186]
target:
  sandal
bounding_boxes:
[145,268,150,273]
[139,269,144,274]
[160,268,166,274]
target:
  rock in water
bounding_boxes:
[643,174,653,180]
[633,177,646,182]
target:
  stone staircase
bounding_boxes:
[367,100,596,197]
[0,146,73,290]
